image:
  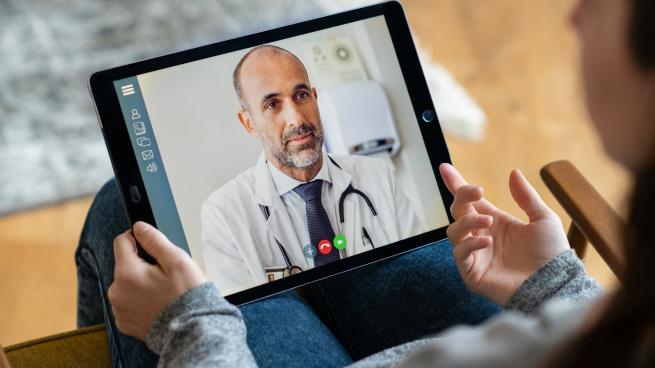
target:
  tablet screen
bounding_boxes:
[110,14,449,296]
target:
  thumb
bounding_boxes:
[133,221,187,271]
[509,169,550,222]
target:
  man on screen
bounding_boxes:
[201,45,424,295]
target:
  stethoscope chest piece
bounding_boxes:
[283,266,303,277]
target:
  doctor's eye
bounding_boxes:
[295,90,310,101]
[265,100,280,111]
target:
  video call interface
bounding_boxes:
[112,15,449,296]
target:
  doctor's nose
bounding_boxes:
[282,102,306,128]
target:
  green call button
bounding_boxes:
[333,234,347,250]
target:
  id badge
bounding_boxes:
[265,267,286,282]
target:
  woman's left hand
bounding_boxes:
[108,221,208,341]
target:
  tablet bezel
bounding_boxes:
[89,0,455,305]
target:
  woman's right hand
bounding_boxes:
[439,163,570,306]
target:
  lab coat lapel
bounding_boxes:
[327,155,357,257]
[253,153,274,207]
[253,153,305,267]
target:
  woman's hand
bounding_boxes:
[439,163,570,306]
[108,221,208,341]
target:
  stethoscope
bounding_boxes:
[259,156,380,276]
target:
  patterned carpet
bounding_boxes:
[0,0,368,214]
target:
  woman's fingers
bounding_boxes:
[447,213,493,244]
[452,235,492,266]
[440,163,503,218]
[439,163,469,195]
[508,169,553,223]
[450,184,484,219]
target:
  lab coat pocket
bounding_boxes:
[367,215,391,249]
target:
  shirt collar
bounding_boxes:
[267,152,331,196]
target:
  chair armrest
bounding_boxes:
[0,343,11,368]
[4,324,109,368]
[540,160,627,281]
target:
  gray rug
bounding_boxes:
[0,0,362,214]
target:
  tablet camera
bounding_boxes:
[422,110,435,123]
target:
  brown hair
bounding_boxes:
[552,0,655,366]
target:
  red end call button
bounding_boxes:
[317,240,333,254]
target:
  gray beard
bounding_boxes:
[270,136,322,169]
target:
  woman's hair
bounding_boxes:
[554,0,655,366]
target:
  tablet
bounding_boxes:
[89,0,454,305]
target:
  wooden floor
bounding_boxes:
[0,0,629,346]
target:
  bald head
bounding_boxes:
[232,45,310,110]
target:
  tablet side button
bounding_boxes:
[129,186,142,203]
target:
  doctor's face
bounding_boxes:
[236,48,324,170]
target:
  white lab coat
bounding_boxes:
[201,152,424,296]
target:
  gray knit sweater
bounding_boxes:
[146,249,602,367]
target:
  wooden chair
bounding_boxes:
[0,325,109,368]
[0,343,11,368]
[540,160,627,282]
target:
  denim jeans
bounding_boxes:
[76,179,500,368]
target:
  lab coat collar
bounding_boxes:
[254,152,275,207]
[266,152,332,196]
[253,151,352,206]
[325,154,352,204]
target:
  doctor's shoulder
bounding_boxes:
[200,167,257,220]
[332,153,394,187]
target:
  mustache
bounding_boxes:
[283,124,316,143]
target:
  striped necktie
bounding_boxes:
[293,180,340,267]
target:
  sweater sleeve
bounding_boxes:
[146,282,257,368]
[505,249,602,314]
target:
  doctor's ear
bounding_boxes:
[237,109,259,138]
[312,87,317,100]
